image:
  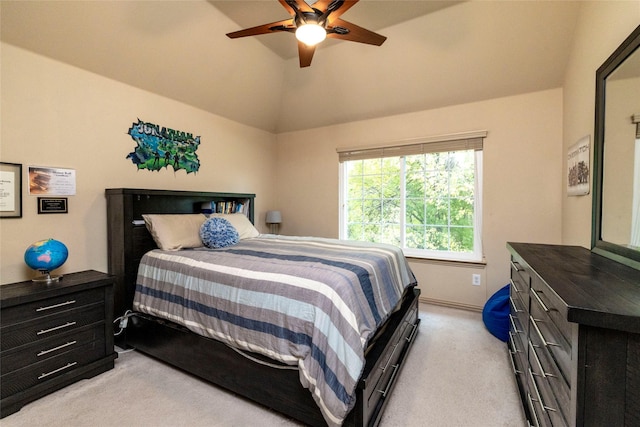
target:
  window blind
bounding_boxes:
[336,130,487,162]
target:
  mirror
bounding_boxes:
[592,24,640,270]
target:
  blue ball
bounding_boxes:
[24,239,68,272]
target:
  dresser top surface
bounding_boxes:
[0,270,113,308]
[507,242,640,333]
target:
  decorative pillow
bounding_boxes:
[200,217,240,248]
[209,213,259,239]
[142,214,206,251]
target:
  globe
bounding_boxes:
[24,239,68,282]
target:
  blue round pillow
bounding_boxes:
[200,217,239,248]
[482,284,510,342]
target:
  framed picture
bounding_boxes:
[0,162,22,218]
[38,197,68,214]
[567,136,590,196]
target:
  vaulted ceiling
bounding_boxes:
[1,1,581,133]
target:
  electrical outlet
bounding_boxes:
[472,274,481,286]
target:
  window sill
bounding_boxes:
[404,255,486,268]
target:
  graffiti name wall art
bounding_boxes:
[126,119,200,173]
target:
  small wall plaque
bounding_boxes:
[38,197,68,214]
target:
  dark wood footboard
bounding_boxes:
[125,287,420,427]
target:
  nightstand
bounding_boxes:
[0,270,117,418]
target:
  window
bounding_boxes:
[338,132,485,262]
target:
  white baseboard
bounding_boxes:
[419,296,483,312]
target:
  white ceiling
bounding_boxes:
[0,0,582,133]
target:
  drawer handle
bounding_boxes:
[526,393,541,427]
[509,314,523,334]
[507,348,523,375]
[511,261,523,272]
[36,300,76,312]
[509,279,523,294]
[37,321,77,336]
[508,332,522,353]
[509,296,523,313]
[530,289,551,313]
[381,343,399,372]
[528,341,556,379]
[405,321,419,343]
[529,316,560,347]
[376,363,399,397]
[38,361,77,380]
[37,340,77,357]
[527,368,546,413]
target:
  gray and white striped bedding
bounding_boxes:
[134,235,417,426]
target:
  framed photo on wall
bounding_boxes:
[567,136,590,196]
[0,162,23,218]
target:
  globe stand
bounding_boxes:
[32,269,63,284]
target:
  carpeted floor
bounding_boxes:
[1,304,526,426]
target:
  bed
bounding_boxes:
[106,188,421,427]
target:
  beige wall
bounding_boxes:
[0,44,278,284]
[561,1,640,247]
[276,89,563,309]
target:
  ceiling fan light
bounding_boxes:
[295,24,327,46]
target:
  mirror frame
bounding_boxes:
[592,24,640,270]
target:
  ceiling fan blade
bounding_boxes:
[298,41,316,67]
[315,0,359,24]
[327,18,386,46]
[226,19,294,39]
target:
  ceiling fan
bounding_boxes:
[226,0,387,68]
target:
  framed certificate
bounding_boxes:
[0,162,22,218]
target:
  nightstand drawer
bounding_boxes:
[0,325,104,375]
[1,304,104,351]
[0,339,106,399]
[1,288,105,327]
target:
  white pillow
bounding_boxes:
[142,214,207,250]
[209,213,259,239]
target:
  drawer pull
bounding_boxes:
[377,363,399,397]
[405,322,419,343]
[511,261,523,272]
[38,361,77,380]
[509,296,523,313]
[36,300,76,312]
[530,289,551,313]
[528,341,556,379]
[381,343,399,372]
[509,314,523,334]
[508,332,522,353]
[528,368,546,413]
[37,321,77,336]
[37,340,77,357]
[508,349,523,375]
[509,279,522,294]
[526,394,541,427]
[529,316,560,347]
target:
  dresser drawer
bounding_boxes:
[1,287,105,327]
[367,311,417,404]
[528,306,571,385]
[528,340,570,424]
[530,276,570,345]
[0,339,106,399]
[0,325,104,375]
[1,304,105,351]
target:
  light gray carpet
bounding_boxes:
[2,304,526,426]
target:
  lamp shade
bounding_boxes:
[295,24,326,46]
[265,210,282,224]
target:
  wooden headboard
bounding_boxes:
[105,188,256,318]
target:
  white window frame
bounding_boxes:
[338,132,485,263]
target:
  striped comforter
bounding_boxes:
[134,235,417,426]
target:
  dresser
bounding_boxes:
[0,270,117,418]
[507,243,640,427]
